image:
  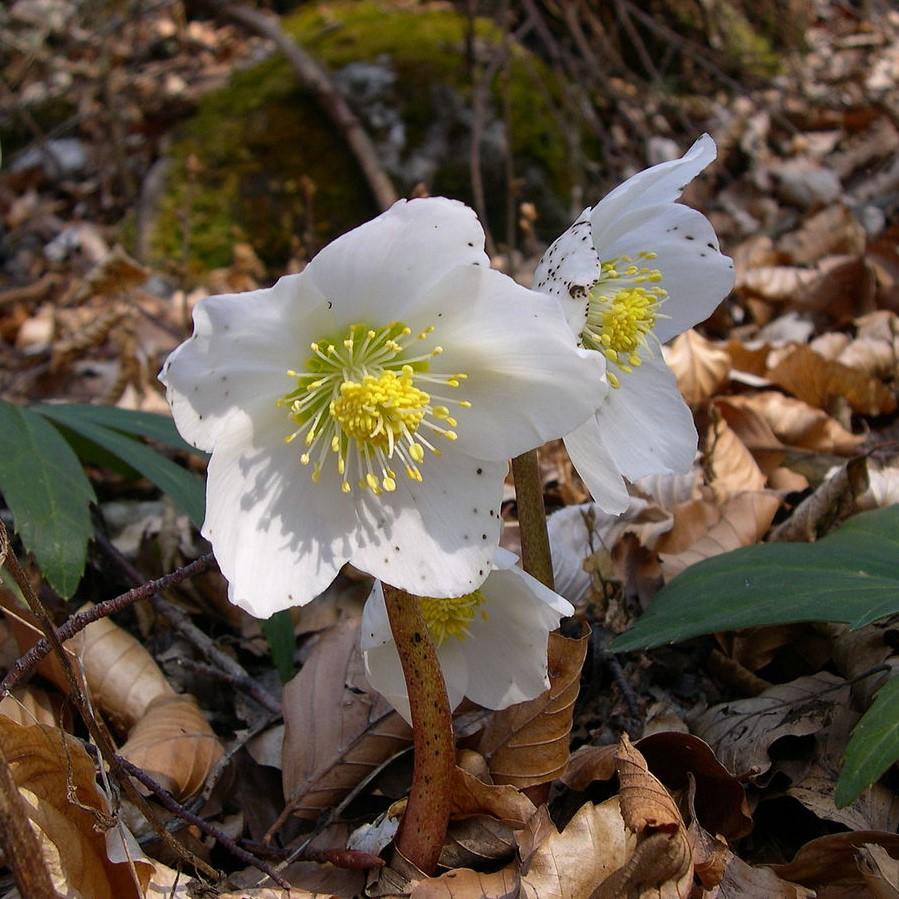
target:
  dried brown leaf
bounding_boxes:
[438,816,518,870]
[717,391,863,454]
[450,766,537,827]
[561,744,619,791]
[0,716,151,898]
[769,344,896,416]
[518,800,633,898]
[706,417,768,499]
[281,617,411,820]
[478,628,589,788]
[412,863,520,898]
[119,693,223,801]
[779,205,867,265]
[858,844,899,898]
[0,685,67,728]
[693,672,849,781]
[714,851,814,897]
[740,265,821,302]
[665,330,732,406]
[659,491,781,580]
[726,339,772,378]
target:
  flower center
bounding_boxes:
[419,590,488,646]
[279,322,469,494]
[582,252,667,388]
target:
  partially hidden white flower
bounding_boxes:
[361,547,573,722]
[161,198,604,617]
[534,135,736,514]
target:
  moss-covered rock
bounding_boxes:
[149,0,585,275]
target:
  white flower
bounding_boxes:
[361,548,573,722]
[161,198,603,617]
[534,135,736,514]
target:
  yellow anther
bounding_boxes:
[383,476,397,492]
[419,591,487,646]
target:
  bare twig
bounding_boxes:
[204,0,397,211]
[0,554,216,698]
[94,533,282,716]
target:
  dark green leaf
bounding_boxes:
[32,403,206,457]
[0,401,95,597]
[836,676,899,807]
[261,610,296,683]
[612,504,899,652]
[35,406,205,528]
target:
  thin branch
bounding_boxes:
[1,554,216,698]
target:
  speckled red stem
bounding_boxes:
[382,583,454,875]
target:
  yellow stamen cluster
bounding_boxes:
[419,590,489,646]
[582,252,667,388]
[279,322,470,494]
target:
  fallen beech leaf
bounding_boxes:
[716,851,814,897]
[119,693,223,800]
[518,800,633,898]
[478,628,589,788]
[694,672,849,781]
[706,417,768,500]
[281,617,411,821]
[616,734,682,833]
[412,863,520,898]
[714,396,786,472]
[450,766,537,827]
[810,330,852,359]
[0,685,67,728]
[769,344,896,416]
[659,491,781,580]
[740,265,820,302]
[68,602,176,733]
[726,339,772,378]
[664,330,732,406]
[858,844,899,897]
[838,335,899,379]
[770,831,899,894]
[654,498,721,556]
[779,205,867,265]
[0,716,151,898]
[438,816,519,870]
[560,743,619,791]
[719,392,862,454]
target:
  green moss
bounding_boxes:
[149,1,579,275]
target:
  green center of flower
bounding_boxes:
[279,322,469,494]
[419,590,488,646]
[582,252,667,388]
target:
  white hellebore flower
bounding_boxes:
[534,135,736,514]
[161,198,603,617]
[361,548,573,722]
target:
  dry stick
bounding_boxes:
[0,553,216,697]
[511,449,555,590]
[94,533,281,716]
[0,523,220,881]
[382,584,454,876]
[0,740,57,899]
[113,753,291,890]
[210,0,397,212]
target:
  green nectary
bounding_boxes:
[148,1,585,275]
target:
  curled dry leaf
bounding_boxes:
[478,627,589,788]
[659,491,781,581]
[858,844,899,897]
[718,391,862,454]
[0,684,67,728]
[693,672,849,782]
[68,602,176,733]
[411,863,520,898]
[438,815,519,871]
[450,766,537,827]
[665,329,732,406]
[0,716,151,899]
[119,693,224,801]
[518,800,633,898]
[280,617,411,822]
[714,851,814,897]
[769,345,896,416]
[706,416,768,499]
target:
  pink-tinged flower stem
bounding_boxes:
[382,583,454,874]
[511,449,556,590]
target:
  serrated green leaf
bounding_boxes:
[0,400,95,597]
[836,676,899,807]
[32,403,206,457]
[612,504,899,652]
[261,610,296,683]
[34,406,205,528]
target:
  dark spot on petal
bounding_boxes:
[476,468,483,475]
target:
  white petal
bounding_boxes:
[599,204,735,343]
[590,134,717,245]
[361,581,392,650]
[352,451,506,598]
[533,207,596,337]
[302,198,489,325]
[599,354,697,482]
[548,503,599,605]
[202,411,356,615]
[429,266,607,461]
[459,565,572,710]
[160,274,334,452]
[363,627,467,725]
[563,417,631,515]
